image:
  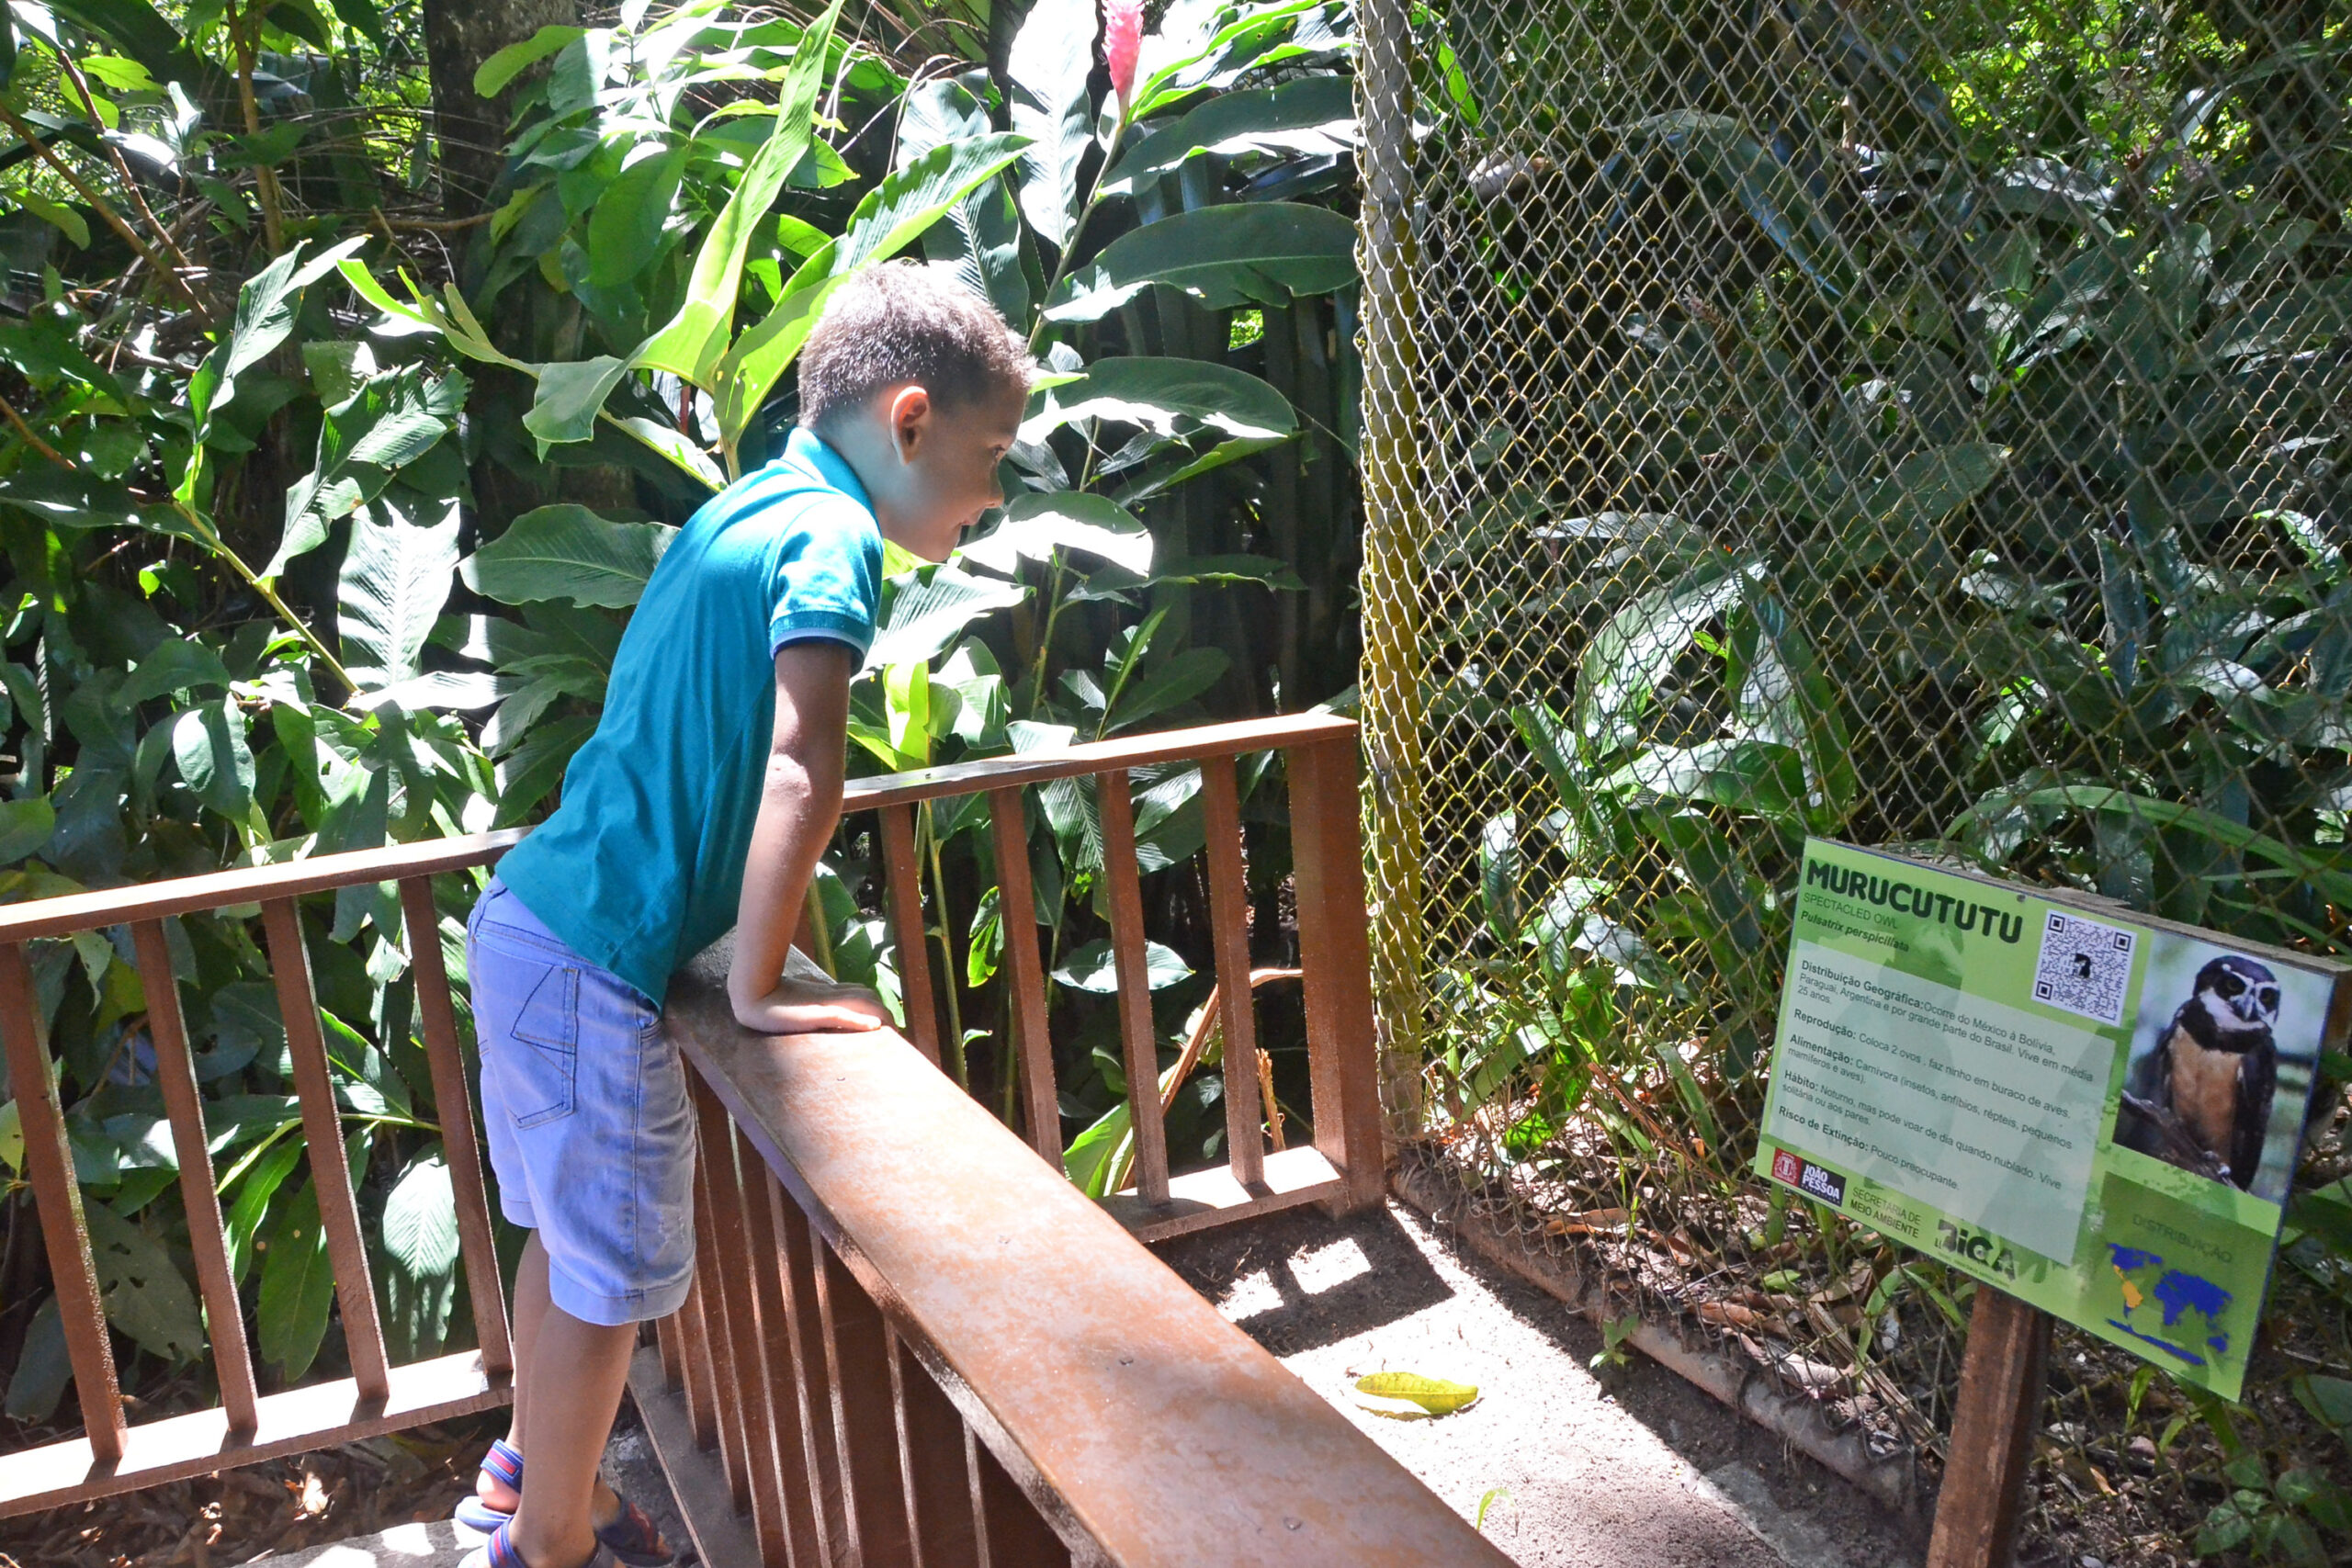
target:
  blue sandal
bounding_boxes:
[460,1520,622,1568]
[454,1441,674,1567]
[454,1439,526,1534]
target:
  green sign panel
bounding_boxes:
[1755,840,2349,1399]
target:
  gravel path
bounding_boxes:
[1157,1200,1926,1568]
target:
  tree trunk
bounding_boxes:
[424,0,578,217]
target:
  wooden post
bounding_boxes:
[1927,1285,2051,1568]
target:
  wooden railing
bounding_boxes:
[0,834,523,1516]
[842,711,1385,1235]
[639,931,1507,1567]
[0,714,1401,1541]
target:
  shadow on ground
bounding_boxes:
[1158,1199,1927,1568]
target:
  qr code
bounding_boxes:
[2032,910,2137,1026]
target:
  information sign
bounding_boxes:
[1754,840,2349,1399]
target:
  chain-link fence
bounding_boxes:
[1355,1,2352,1561]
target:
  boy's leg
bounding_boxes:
[508,1300,640,1566]
[476,1238,550,1513]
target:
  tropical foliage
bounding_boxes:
[0,0,1359,1442]
[1411,0,2352,1560]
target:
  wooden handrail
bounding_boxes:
[0,712,1353,942]
[0,829,527,942]
[840,710,1356,809]
[651,936,1510,1566]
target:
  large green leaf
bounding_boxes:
[523,355,632,447]
[172,698,255,819]
[84,1201,205,1364]
[473,23,588,96]
[1617,112,1855,299]
[864,564,1028,671]
[257,1179,334,1381]
[714,133,1031,452]
[380,1151,458,1362]
[340,498,461,687]
[46,0,183,79]
[195,236,368,429]
[1053,938,1193,992]
[900,78,1031,326]
[1572,561,1754,752]
[961,492,1153,576]
[587,147,688,288]
[633,0,844,386]
[1101,74,1355,195]
[1046,202,1356,321]
[462,505,676,608]
[1022,355,1296,443]
[1007,0,1097,250]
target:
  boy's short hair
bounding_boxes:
[798,263,1035,431]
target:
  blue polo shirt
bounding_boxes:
[495,429,883,1003]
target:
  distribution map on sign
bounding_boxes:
[1752,840,2348,1399]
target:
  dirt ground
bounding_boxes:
[1156,1199,1928,1568]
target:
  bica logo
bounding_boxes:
[1770,1149,1803,1186]
[1935,1219,2019,1279]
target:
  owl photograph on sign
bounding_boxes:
[2113,931,2330,1204]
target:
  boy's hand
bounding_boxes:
[731,969,892,1037]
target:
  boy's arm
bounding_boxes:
[727,641,891,1035]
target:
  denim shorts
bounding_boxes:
[466,876,696,1326]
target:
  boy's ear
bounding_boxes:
[886,384,933,459]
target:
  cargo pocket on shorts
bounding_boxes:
[492,956,580,1129]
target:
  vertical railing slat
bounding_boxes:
[0,942,126,1461]
[892,1330,980,1568]
[1094,770,1170,1205]
[880,804,942,1067]
[689,1078,790,1566]
[674,1272,721,1452]
[1286,738,1388,1208]
[685,1122,753,1514]
[260,897,391,1402]
[745,1170,827,1567]
[817,1242,914,1567]
[987,788,1059,1165]
[131,920,258,1432]
[775,1187,850,1557]
[968,1423,1069,1568]
[1198,758,1267,1189]
[397,875,514,1375]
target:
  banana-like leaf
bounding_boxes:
[1007,0,1097,250]
[1101,74,1355,195]
[47,0,183,79]
[1571,559,1755,752]
[960,491,1153,576]
[85,1201,205,1364]
[900,77,1030,324]
[340,498,460,687]
[1046,201,1356,321]
[586,146,688,288]
[461,504,677,609]
[863,564,1028,672]
[257,1179,334,1380]
[523,355,631,446]
[634,0,843,385]
[473,24,588,96]
[1022,355,1296,444]
[715,133,1030,453]
[173,698,254,819]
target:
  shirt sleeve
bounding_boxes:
[767,499,884,660]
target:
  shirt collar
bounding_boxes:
[783,428,875,516]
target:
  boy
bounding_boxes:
[457,264,1035,1568]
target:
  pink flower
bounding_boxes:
[1103,0,1144,112]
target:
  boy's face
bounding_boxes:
[852,380,1027,563]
